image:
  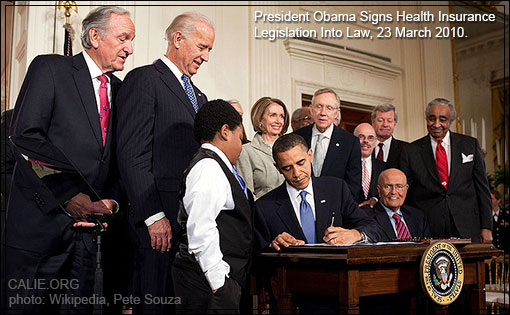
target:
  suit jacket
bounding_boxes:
[385,137,408,169]
[236,134,284,200]
[357,158,387,204]
[7,53,121,254]
[115,59,207,243]
[492,208,509,250]
[294,124,361,201]
[370,202,431,242]
[254,176,381,250]
[400,132,492,241]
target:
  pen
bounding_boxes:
[330,211,335,227]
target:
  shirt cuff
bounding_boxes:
[204,260,230,291]
[144,212,165,226]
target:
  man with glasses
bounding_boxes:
[371,168,430,241]
[354,123,387,206]
[294,88,361,200]
[291,107,313,131]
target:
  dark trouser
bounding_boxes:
[172,257,242,314]
[3,232,95,314]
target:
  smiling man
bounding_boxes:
[115,12,214,315]
[370,169,430,241]
[400,98,492,243]
[254,134,380,251]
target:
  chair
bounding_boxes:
[486,254,509,314]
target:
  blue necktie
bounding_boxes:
[232,166,248,198]
[181,74,199,113]
[299,191,316,244]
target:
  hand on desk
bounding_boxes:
[323,227,361,245]
[271,232,305,251]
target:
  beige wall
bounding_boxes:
[8,1,504,160]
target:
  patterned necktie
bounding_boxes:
[313,134,326,176]
[435,139,449,189]
[232,166,248,198]
[376,142,384,161]
[181,74,199,113]
[361,159,370,199]
[98,75,109,146]
[392,213,410,239]
[299,191,316,244]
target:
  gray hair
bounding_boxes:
[291,108,304,122]
[311,88,340,108]
[165,12,214,42]
[371,103,398,123]
[81,6,130,50]
[425,98,456,122]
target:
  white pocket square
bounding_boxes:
[462,153,473,163]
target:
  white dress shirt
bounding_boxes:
[82,51,111,112]
[183,143,235,291]
[375,136,392,162]
[286,179,316,227]
[311,123,334,159]
[430,130,451,175]
[382,203,412,238]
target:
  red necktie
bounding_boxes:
[376,143,384,161]
[98,75,109,146]
[393,213,410,239]
[435,139,448,189]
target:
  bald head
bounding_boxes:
[354,123,377,159]
[377,168,408,211]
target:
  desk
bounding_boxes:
[256,243,502,314]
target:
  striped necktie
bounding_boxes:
[393,213,410,239]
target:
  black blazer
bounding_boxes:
[115,59,207,238]
[370,202,431,242]
[254,176,381,250]
[7,53,121,253]
[357,158,387,204]
[400,132,492,241]
[294,124,361,201]
[386,137,408,169]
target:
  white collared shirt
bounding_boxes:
[161,55,187,90]
[430,130,451,175]
[183,143,236,291]
[382,203,412,238]
[375,136,392,162]
[311,123,334,159]
[286,178,316,226]
[82,51,111,113]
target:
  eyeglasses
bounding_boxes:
[296,115,313,122]
[358,135,376,142]
[311,104,339,114]
[381,184,407,192]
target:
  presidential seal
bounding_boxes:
[420,241,464,305]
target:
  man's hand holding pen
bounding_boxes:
[323,227,362,245]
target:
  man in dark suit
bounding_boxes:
[115,12,214,314]
[294,88,361,200]
[353,123,387,206]
[490,190,508,250]
[370,168,431,241]
[371,103,408,169]
[254,133,380,251]
[400,98,492,243]
[3,6,134,314]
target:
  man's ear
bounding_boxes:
[89,28,101,49]
[173,31,184,49]
[307,148,313,159]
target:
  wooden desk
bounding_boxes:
[256,243,503,314]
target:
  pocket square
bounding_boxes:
[462,153,473,163]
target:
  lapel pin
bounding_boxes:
[321,200,326,203]
[335,143,339,147]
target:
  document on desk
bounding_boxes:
[301,241,422,247]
